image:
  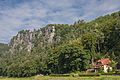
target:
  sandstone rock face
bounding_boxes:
[9,25,60,54]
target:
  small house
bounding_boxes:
[95,58,112,73]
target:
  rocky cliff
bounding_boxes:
[9,25,61,54]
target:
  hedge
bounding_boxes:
[49,74,70,77]
[78,73,100,77]
[50,73,100,77]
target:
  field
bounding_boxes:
[0,76,120,80]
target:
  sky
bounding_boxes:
[0,0,120,43]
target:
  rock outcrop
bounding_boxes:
[9,25,59,54]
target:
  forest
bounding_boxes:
[0,11,120,77]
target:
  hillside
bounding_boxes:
[0,43,9,56]
[0,43,8,51]
[0,11,119,77]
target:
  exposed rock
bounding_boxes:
[9,25,59,54]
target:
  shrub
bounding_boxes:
[101,72,120,75]
[78,73,100,77]
[49,74,70,77]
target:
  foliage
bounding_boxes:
[110,60,118,71]
[57,43,90,73]
[0,11,120,77]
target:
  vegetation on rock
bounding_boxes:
[0,11,120,77]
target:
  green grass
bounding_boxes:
[34,76,120,80]
[0,76,120,80]
[0,77,33,80]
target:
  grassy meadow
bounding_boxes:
[0,76,120,80]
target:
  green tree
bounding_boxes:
[57,43,90,73]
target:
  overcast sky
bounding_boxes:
[0,0,120,43]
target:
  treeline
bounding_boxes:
[0,43,9,57]
[0,11,120,77]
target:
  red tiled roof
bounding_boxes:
[97,58,111,65]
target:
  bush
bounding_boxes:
[115,70,120,74]
[49,74,70,77]
[70,73,79,77]
[101,72,120,75]
[78,73,100,77]
[50,73,100,77]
